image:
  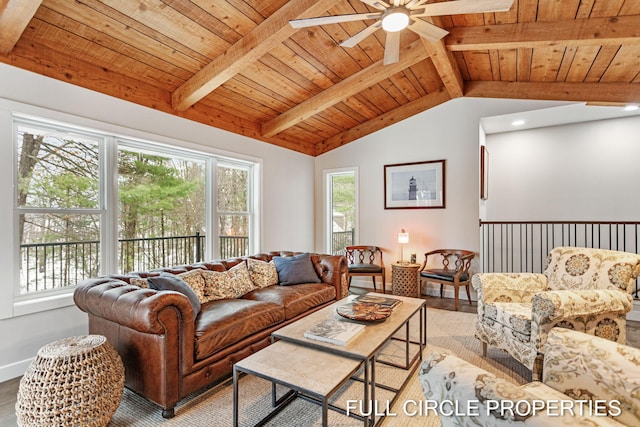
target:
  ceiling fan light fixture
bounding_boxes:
[381,8,410,32]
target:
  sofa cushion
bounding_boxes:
[194,299,284,360]
[484,302,532,343]
[273,252,321,285]
[147,273,201,317]
[247,258,278,289]
[243,283,336,319]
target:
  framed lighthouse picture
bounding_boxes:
[384,160,445,209]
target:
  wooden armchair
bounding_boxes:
[419,249,475,311]
[345,246,386,294]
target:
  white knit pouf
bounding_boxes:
[15,335,124,427]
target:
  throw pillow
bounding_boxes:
[226,262,257,295]
[147,273,201,316]
[272,253,321,286]
[247,258,278,288]
[129,277,149,288]
[177,269,208,303]
[201,262,256,301]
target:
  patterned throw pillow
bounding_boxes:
[227,262,257,294]
[247,258,278,289]
[177,269,207,303]
[129,277,149,288]
[201,262,256,302]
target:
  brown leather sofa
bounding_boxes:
[73,251,347,418]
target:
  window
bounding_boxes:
[117,143,207,272]
[324,168,358,255]
[14,116,259,301]
[216,161,253,258]
[16,121,103,297]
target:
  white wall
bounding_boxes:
[0,63,316,381]
[314,97,567,286]
[484,116,640,220]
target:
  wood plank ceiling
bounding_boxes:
[1,0,639,156]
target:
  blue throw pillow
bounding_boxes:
[147,272,201,316]
[272,253,321,286]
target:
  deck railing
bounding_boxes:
[479,220,640,298]
[20,233,248,293]
[332,229,355,255]
[21,230,352,293]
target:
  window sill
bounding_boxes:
[13,292,75,317]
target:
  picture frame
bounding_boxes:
[384,160,445,209]
[480,145,489,200]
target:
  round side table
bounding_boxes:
[391,262,421,297]
[16,335,125,427]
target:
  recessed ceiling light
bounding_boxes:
[623,104,639,111]
[511,119,525,126]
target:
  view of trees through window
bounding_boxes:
[16,119,254,296]
[17,124,102,294]
[217,165,250,258]
[329,172,356,254]
[118,146,206,273]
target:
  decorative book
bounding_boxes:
[303,318,365,346]
[353,294,403,310]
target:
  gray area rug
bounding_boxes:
[108,307,530,426]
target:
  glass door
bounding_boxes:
[325,168,357,255]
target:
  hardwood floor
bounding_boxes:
[0,377,19,426]
[1,292,638,426]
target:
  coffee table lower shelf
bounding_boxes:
[233,341,367,427]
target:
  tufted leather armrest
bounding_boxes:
[313,254,348,297]
[73,277,196,334]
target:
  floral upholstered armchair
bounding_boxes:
[419,328,640,426]
[473,246,640,380]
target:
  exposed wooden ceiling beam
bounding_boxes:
[447,15,640,51]
[1,39,315,155]
[465,81,640,104]
[171,0,341,112]
[422,38,463,98]
[262,40,429,137]
[0,0,42,54]
[315,86,451,155]
[419,17,463,99]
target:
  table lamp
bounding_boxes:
[398,229,409,264]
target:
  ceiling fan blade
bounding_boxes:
[383,31,400,65]
[359,0,391,11]
[340,22,382,48]
[289,12,381,29]
[405,0,428,7]
[407,19,450,42]
[413,0,514,17]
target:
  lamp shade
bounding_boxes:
[397,229,409,244]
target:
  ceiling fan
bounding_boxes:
[290,0,514,64]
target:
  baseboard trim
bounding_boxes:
[0,358,32,383]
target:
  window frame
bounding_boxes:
[323,167,359,254]
[214,159,257,258]
[7,112,260,318]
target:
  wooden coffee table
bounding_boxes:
[233,293,426,426]
[233,341,365,427]
[271,293,426,426]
